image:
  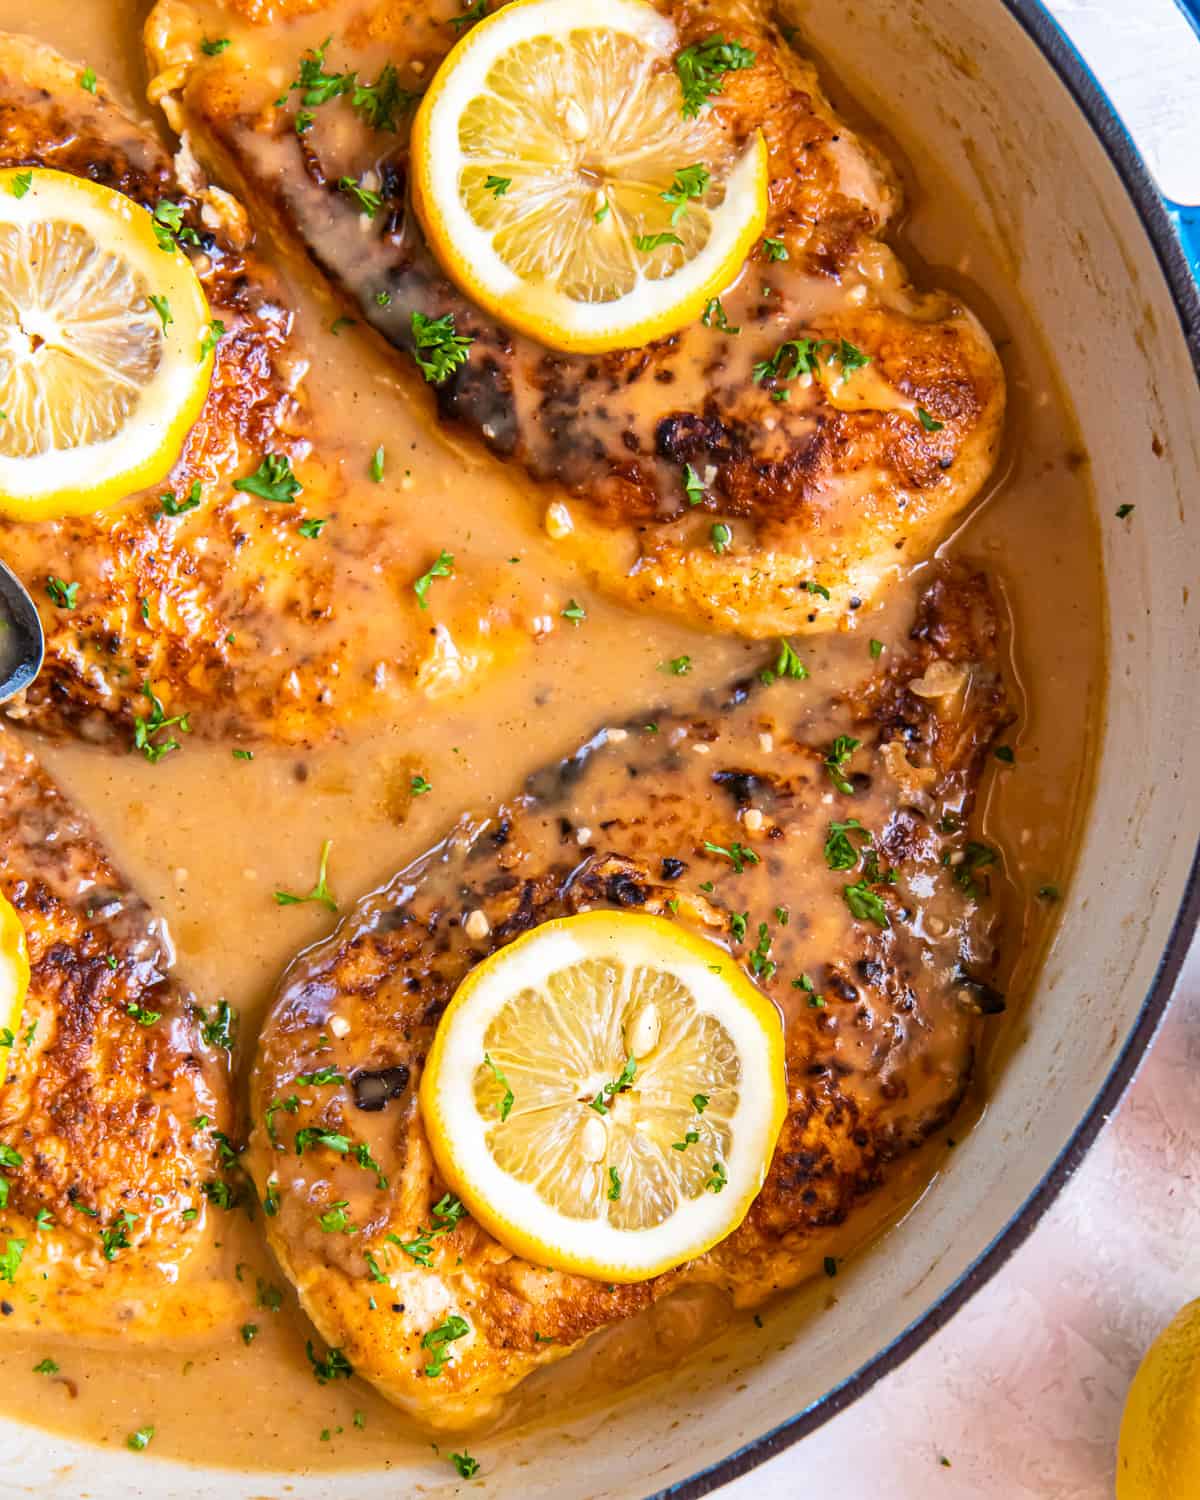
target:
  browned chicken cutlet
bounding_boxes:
[147,0,1006,637]
[0,727,240,1340]
[249,563,1011,1429]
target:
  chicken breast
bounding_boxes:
[0,34,543,747]
[146,0,1006,636]
[0,727,239,1341]
[249,563,1010,1429]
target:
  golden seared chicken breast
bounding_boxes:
[146,0,1006,637]
[0,728,238,1340]
[249,564,1011,1430]
[0,35,549,748]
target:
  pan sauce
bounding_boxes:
[0,0,1103,1472]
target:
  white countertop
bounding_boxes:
[724,3,1200,1496]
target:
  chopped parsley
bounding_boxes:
[633,231,683,253]
[561,598,587,624]
[45,577,78,610]
[824,818,869,872]
[155,480,202,518]
[80,67,97,94]
[338,175,382,218]
[133,680,190,763]
[993,745,1015,764]
[147,294,172,329]
[452,1451,480,1478]
[241,1323,259,1345]
[353,1141,388,1190]
[607,1167,622,1201]
[799,579,831,600]
[1116,503,1135,519]
[201,37,231,55]
[306,1340,354,1383]
[661,163,710,223]
[702,297,739,334]
[295,1128,351,1157]
[449,0,489,32]
[589,1055,637,1115]
[946,841,997,900]
[233,453,302,503]
[759,637,807,684]
[100,1212,136,1262]
[682,462,705,506]
[594,198,610,223]
[414,549,455,608]
[710,522,732,554]
[761,237,789,261]
[279,37,353,125]
[674,35,756,117]
[369,444,386,483]
[484,175,511,197]
[200,317,226,361]
[298,516,328,539]
[693,1093,709,1113]
[843,878,890,927]
[11,170,32,200]
[151,199,200,254]
[126,1426,155,1452]
[482,1053,514,1121]
[199,1000,237,1052]
[264,1087,297,1142]
[422,1314,469,1376]
[917,406,945,432]
[0,1238,24,1283]
[274,839,337,913]
[392,1192,467,1266]
[410,311,473,384]
[317,1200,353,1233]
[703,839,759,873]
[869,638,884,660]
[125,1001,162,1027]
[352,63,420,131]
[823,735,860,795]
[410,774,433,796]
[748,922,775,980]
[664,655,692,675]
[705,1160,727,1193]
[33,1358,58,1374]
[0,1145,25,1170]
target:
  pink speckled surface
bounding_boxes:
[724,950,1199,1498]
[724,2,1200,1493]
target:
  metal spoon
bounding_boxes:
[0,560,43,705]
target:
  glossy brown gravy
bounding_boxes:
[0,0,1103,1473]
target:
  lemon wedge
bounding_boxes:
[0,891,30,1044]
[419,911,786,1282]
[0,167,214,520]
[410,0,769,354]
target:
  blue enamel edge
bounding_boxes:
[1168,200,1200,283]
[1173,2,1200,278]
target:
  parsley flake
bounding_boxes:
[233,453,302,503]
[674,35,755,118]
[414,549,455,608]
[274,838,337,913]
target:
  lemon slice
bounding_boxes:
[410,0,769,354]
[419,911,786,1281]
[0,891,30,1044]
[0,167,214,520]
